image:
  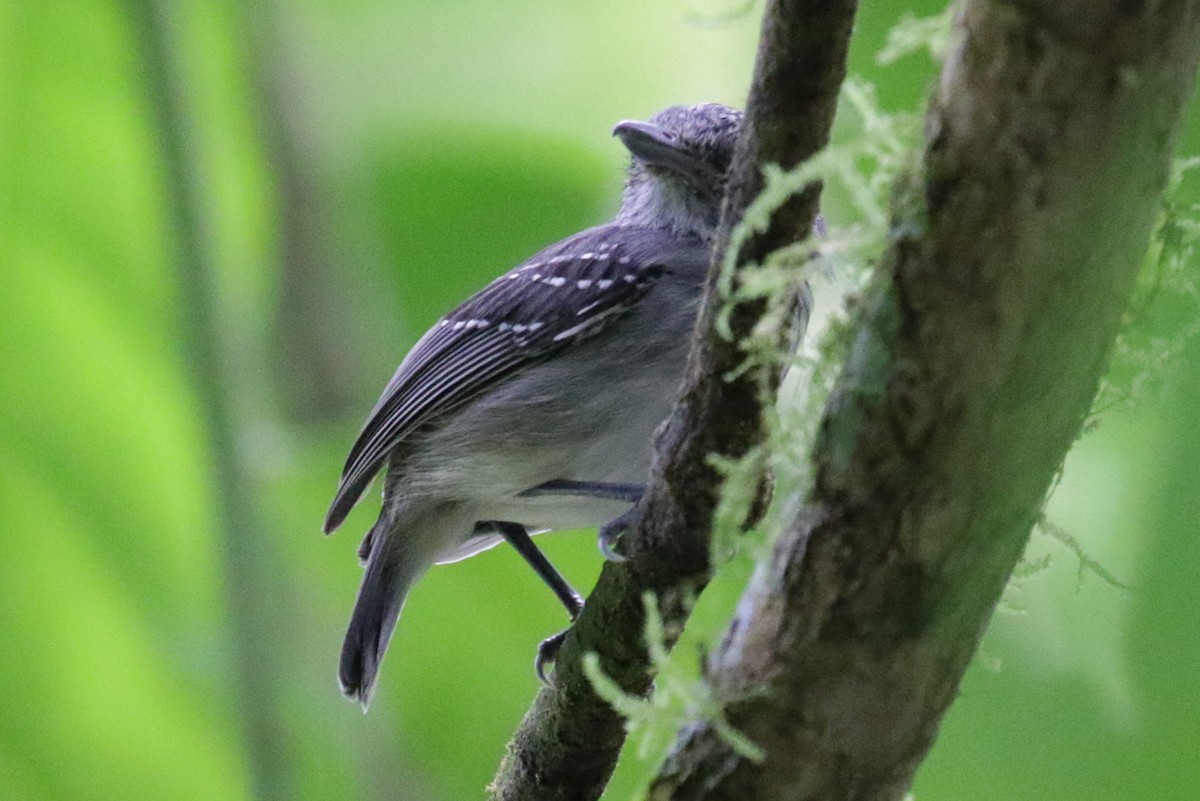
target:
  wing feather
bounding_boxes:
[323,224,708,533]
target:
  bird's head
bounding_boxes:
[613,103,743,240]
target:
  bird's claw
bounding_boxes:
[597,507,636,563]
[598,526,628,562]
[535,629,570,686]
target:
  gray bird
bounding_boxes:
[325,103,747,708]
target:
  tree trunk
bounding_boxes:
[649,2,1200,799]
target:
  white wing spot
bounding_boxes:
[623,274,637,283]
[550,255,568,264]
[528,321,544,331]
[499,322,512,332]
[554,303,628,341]
[618,256,632,265]
[548,276,567,287]
[552,321,591,341]
[439,319,450,327]
[452,320,467,331]
[576,279,592,289]
[597,279,613,289]
[580,252,594,260]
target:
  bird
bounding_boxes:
[325,103,750,709]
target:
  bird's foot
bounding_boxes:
[535,628,570,686]
[598,506,638,563]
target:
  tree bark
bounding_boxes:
[648,2,1200,800]
[488,2,858,800]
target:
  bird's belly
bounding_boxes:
[401,315,690,533]
[465,395,666,531]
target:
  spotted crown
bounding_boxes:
[648,103,743,175]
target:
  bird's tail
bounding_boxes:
[339,520,420,710]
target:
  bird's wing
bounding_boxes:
[324,224,709,533]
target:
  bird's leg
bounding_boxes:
[518,480,645,562]
[491,521,582,685]
[519,479,645,503]
[492,521,583,615]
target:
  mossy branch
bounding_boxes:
[487,1,859,799]
[648,2,1200,799]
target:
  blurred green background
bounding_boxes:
[2,1,1197,799]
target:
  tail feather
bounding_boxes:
[339,540,413,710]
[338,505,471,709]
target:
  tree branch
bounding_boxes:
[488,2,858,800]
[127,2,298,798]
[239,0,364,424]
[649,2,1200,799]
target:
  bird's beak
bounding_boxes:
[612,120,714,184]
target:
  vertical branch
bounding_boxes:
[126,3,293,799]
[488,2,858,800]
[239,0,362,423]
